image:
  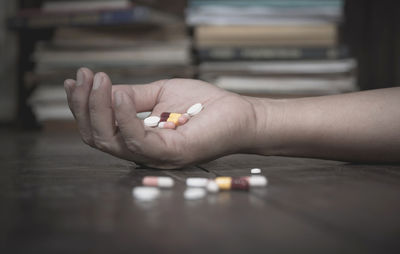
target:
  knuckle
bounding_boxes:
[93,138,112,152]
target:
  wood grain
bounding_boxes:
[1,129,399,254]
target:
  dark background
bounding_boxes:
[1,0,399,127]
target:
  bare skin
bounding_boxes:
[64,67,400,169]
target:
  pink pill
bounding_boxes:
[178,115,189,125]
[163,121,176,129]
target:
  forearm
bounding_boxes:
[249,87,400,163]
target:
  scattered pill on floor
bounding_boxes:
[133,186,160,201]
[134,172,267,202]
[251,168,261,174]
[206,180,219,193]
[215,177,249,191]
[184,188,206,200]
[186,177,209,187]
[246,175,268,187]
[142,176,174,188]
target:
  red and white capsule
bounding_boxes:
[142,176,175,188]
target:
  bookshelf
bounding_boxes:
[9,0,188,129]
[7,0,400,129]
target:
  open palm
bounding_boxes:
[65,68,257,168]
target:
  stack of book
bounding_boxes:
[23,0,192,123]
[187,0,357,96]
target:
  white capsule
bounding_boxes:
[206,180,219,193]
[248,175,268,187]
[186,177,209,187]
[251,168,261,174]
[186,103,203,116]
[158,122,165,128]
[144,116,160,127]
[184,188,206,200]
[133,186,160,201]
[136,111,152,120]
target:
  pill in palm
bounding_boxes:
[159,112,182,126]
[163,121,176,129]
[187,103,203,116]
[144,116,160,127]
[136,111,152,120]
[184,188,206,200]
[133,186,160,201]
[158,122,165,128]
[178,115,189,125]
[142,176,174,188]
[167,113,181,125]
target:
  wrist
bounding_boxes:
[243,96,287,156]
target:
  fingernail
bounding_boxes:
[114,91,123,107]
[93,74,103,90]
[64,79,74,88]
[76,69,85,86]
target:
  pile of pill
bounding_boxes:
[133,168,267,201]
[143,103,203,129]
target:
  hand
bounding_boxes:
[64,68,259,169]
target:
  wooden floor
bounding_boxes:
[1,129,400,254]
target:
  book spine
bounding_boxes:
[197,47,349,61]
[8,7,150,29]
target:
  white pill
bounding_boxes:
[136,111,152,120]
[251,168,261,174]
[186,177,209,187]
[158,177,174,187]
[144,116,160,127]
[248,175,268,187]
[158,122,165,128]
[206,180,219,193]
[133,186,160,201]
[186,103,203,116]
[184,188,206,200]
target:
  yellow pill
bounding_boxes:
[169,113,181,119]
[167,113,182,125]
[215,177,232,190]
[167,117,179,125]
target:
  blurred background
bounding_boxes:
[0,0,399,130]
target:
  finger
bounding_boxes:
[64,79,75,113]
[111,79,164,113]
[113,90,169,159]
[70,67,94,146]
[89,72,117,144]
